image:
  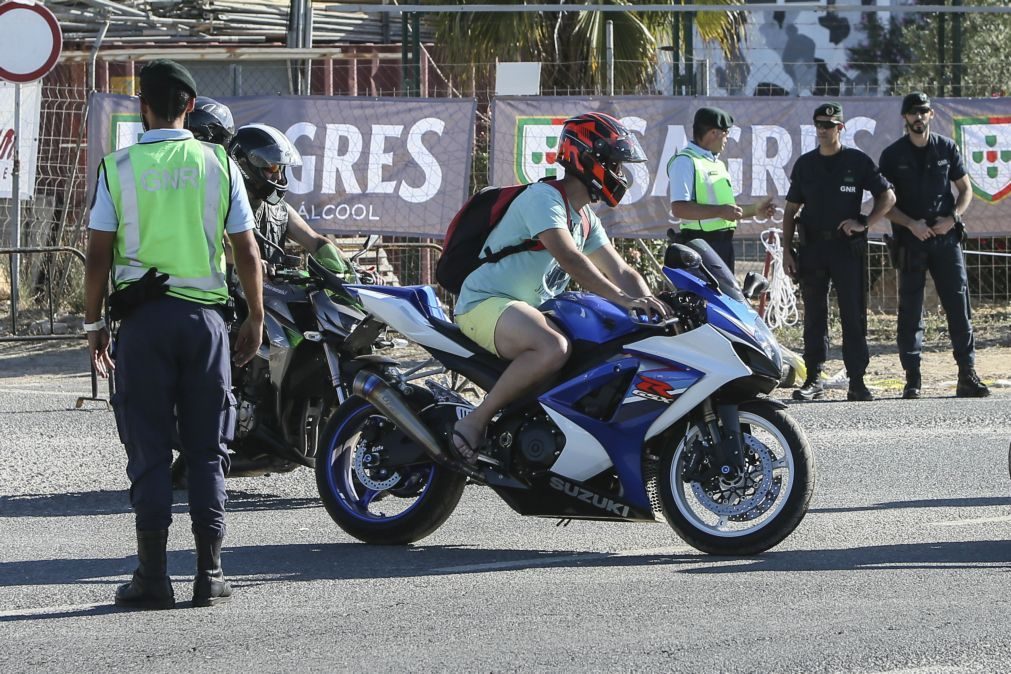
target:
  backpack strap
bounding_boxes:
[542,178,591,240]
[480,180,591,264]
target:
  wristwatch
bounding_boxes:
[83,318,106,332]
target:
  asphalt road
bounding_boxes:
[1,345,1010,673]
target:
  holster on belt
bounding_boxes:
[108,267,170,321]
[955,219,968,245]
[847,229,868,257]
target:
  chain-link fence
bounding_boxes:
[3,3,1011,334]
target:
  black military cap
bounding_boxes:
[694,106,734,130]
[139,59,198,98]
[901,91,931,114]
[813,102,844,123]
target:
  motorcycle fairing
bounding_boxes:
[537,326,742,513]
[310,289,366,336]
[636,326,751,441]
[540,291,641,344]
[353,287,474,358]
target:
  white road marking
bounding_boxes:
[929,514,1011,527]
[433,545,696,574]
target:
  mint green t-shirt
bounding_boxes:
[454,182,609,316]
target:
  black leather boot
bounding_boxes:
[192,530,232,607]
[793,368,825,401]
[847,377,874,402]
[902,370,921,399]
[956,367,990,398]
[115,529,175,610]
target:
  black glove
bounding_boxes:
[108,267,169,321]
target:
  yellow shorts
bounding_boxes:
[455,297,520,357]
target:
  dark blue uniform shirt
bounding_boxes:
[878,132,966,223]
[786,146,892,232]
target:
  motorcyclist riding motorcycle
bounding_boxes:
[229,123,353,278]
[184,101,353,278]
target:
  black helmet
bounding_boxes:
[555,112,647,207]
[228,124,302,205]
[185,96,235,146]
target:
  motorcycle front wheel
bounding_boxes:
[315,399,466,545]
[658,400,815,555]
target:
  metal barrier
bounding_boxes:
[0,246,109,408]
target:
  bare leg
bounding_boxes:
[453,302,570,455]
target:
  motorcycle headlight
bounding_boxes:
[753,317,783,373]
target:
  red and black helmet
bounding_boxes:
[555,112,647,207]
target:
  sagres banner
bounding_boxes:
[493,96,1011,238]
[0,81,42,200]
[87,94,476,237]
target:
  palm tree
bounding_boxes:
[423,0,747,94]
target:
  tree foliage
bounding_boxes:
[848,0,1011,97]
[424,0,746,94]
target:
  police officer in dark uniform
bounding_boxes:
[879,92,988,399]
[782,102,896,402]
[84,60,263,609]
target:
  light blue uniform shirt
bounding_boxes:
[89,128,255,235]
[455,181,609,316]
[667,141,718,204]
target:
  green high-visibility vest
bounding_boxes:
[670,145,736,232]
[104,139,231,305]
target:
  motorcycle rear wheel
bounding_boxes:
[658,400,815,555]
[315,399,466,545]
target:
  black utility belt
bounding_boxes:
[801,227,865,242]
[681,228,735,241]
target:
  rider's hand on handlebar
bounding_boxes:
[620,294,670,323]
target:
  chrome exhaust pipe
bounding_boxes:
[352,371,454,467]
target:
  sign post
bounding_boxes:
[0,1,62,331]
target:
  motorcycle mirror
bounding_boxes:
[351,234,381,263]
[742,271,770,301]
[664,243,702,270]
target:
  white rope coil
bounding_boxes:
[759,228,799,329]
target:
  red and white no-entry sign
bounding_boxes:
[0,1,62,83]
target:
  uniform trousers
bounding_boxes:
[897,229,974,372]
[680,229,735,273]
[112,295,235,536]
[798,238,869,379]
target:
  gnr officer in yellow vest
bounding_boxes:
[84,60,264,610]
[668,107,775,273]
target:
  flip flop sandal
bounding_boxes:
[451,429,481,465]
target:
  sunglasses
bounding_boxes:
[814,120,841,130]
[907,106,932,116]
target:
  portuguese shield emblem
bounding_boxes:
[515,116,566,184]
[954,116,1011,203]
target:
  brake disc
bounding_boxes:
[690,434,781,521]
[352,439,401,490]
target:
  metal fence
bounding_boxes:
[3,9,1011,335]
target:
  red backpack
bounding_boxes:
[435,179,590,295]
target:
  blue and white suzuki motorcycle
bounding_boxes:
[315,240,815,555]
